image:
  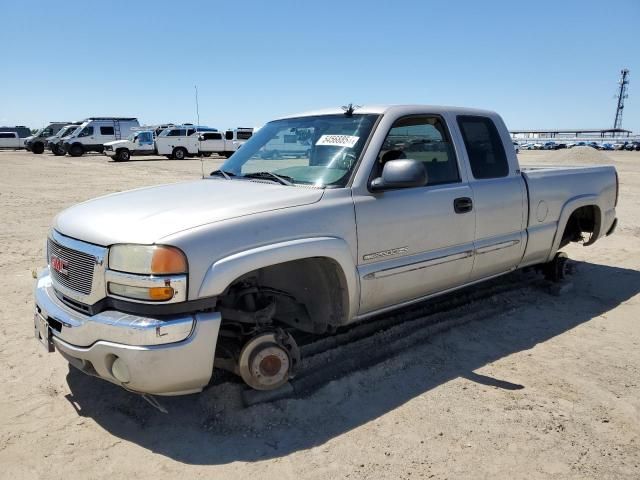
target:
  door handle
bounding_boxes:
[454,197,473,214]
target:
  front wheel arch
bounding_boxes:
[198,237,359,322]
[218,257,350,334]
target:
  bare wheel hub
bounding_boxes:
[238,331,297,390]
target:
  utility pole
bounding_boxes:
[613,68,630,130]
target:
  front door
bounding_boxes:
[136,131,155,153]
[354,115,476,315]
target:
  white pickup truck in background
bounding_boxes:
[199,128,254,157]
[103,130,156,161]
[155,125,217,159]
[156,126,254,159]
[0,132,26,150]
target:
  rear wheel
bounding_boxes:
[32,142,45,154]
[68,144,83,157]
[202,152,212,157]
[52,145,65,156]
[543,252,569,282]
[173,147,187,160]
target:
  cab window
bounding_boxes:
[225,130,234,140]
[457,116,509,179]
[375,115,460,186]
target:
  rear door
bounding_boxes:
[455,115,526,281]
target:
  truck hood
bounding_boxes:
[104,140,131,147]
[54,179,324,245]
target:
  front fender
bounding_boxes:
[197,237,360,321]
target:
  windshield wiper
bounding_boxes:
[242,171,294,186]
[209,169,236,180]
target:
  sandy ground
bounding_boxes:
[0,148,638,479]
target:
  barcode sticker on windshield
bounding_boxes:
[315,135,360,148]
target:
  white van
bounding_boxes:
[155,125,217,159]
[47,123,82,155]
[258,129,311,158]
[62,117,140,157]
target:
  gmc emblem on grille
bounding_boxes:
[50,255,68,276]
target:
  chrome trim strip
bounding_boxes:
[105,270,187,304]
[355,267,517,321]
[364,250,474,280]
[475,239,520,255]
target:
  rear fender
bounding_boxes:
[547,194,602,261]
[197,237,359,320]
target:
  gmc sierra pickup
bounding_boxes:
[34,105,618,396]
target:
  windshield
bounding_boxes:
[62,127,79,138]
[218,114,378,187]
[56,126,72,137]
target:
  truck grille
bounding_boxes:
[47,237,96,295]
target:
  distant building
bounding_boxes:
[511,128,633,140]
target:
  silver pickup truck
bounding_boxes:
[34,105,618,396]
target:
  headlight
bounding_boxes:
[109,244,187,275]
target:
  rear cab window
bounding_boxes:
[457,116,509,179]
[203,132,222,140]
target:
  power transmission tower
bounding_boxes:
[613,68,630,130]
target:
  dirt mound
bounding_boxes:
[556,146,613,164]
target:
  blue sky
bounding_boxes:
[1,0,638,132]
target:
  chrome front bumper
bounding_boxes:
[34,269,222,395]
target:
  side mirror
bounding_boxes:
[370,159,428,191]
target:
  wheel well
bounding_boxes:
[219,257,350,334]
[560,205,600,247]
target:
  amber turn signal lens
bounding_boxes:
[148,286,175,301]
[108,283,175,302]
[150,246,188,274]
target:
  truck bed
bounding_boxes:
[519,164,618,267]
